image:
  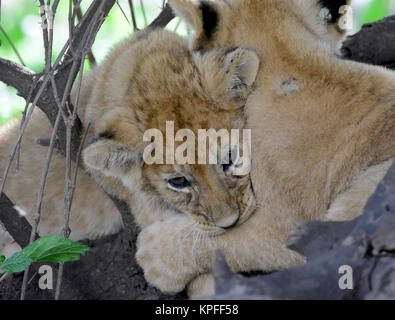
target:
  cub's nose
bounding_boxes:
[215,214,240,230]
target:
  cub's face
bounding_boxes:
[143,148,255,233]
[83,29,259,233]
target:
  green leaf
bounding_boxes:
[0,237,88,274]
[0,252,33,273]
[35,253,84,263]
[22,236,89,263]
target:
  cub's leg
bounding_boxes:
[325,159,393,221]
[136,211,304,296]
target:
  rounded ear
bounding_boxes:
[225,48,260,94]
[83,139,141,177]
[170,0,220,50]
[196,47,260,106]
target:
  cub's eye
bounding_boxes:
[168,177,191,189]
[222,151,233,172]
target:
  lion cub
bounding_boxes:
[1,28,260,295]
[82,29,259,233]
[135,0,395,298]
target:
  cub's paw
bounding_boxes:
[136,217,199,294]
[187,273,215,298]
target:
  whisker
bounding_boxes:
[191,227,203,267]
[178,220,198,261]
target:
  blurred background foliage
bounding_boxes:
[0,0,394,126]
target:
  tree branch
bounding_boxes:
[0,193,82,300]
[0,59,35,98]
[0,193,36,248]
[148,2,175,29]
[342,15,395,69]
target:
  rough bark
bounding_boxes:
[0,12,394,300]
[0,194,37,248]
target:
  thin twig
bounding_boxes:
[20,111,62,300]
[139,0,148,26]
[15,74,42,172]
[38,0,50,72]
[0,7,73,198]
[71,124,91,200]
[68,0,74,56]
[72,0,82,21]
[55,119,73,300]
[55,123,90,300]
[55,2,107,300]
[128,0,139,31]
[48,0,60,69]
[0,74,50,196]
[116,0,131,25]
[0,272,10,283]
[72,0,96,66]
[21,0,65,301]
[0,24,25,66]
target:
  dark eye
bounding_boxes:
[168,177,190,189]
[222,151,233,172]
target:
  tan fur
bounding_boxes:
[81,30,261,295]
[325,159,393,221]
[2,0,395,299]
[0,110,123,256]
[134,0,395,297]
[0,29,260,296]
[82,29,258,231]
